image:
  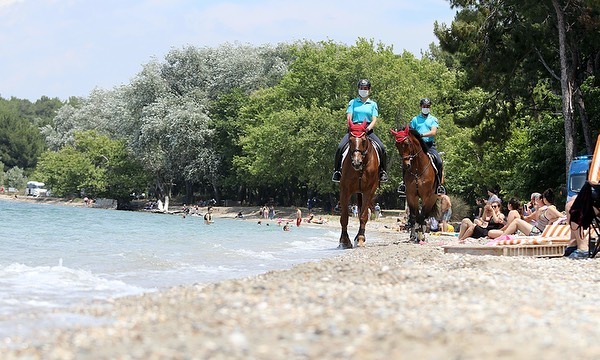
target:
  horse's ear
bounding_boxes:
[347,119,353,129]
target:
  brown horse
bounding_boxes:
[391,125,438,242]
[338,120,380,249]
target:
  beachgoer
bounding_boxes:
[438,194,452,232]
[497,189,562,237]
[296,207,302,227]
[458,201,505,241]
[332,79,388,182]
[487,197,523,239]
[565,181,600,259]
[204,207,214,225]
[487,187,501,204]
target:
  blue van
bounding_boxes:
[567,155,592,203]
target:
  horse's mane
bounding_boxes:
[408,128,429,153]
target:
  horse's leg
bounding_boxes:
[418,194,439,243]
[338,189,352,249]
[354,192,370,247]
[406,195,419,243]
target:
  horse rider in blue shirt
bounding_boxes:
[332,79,388,182]
[398,98,445,195]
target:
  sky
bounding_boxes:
[0,0,457,102]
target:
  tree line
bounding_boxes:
[1,0,598,210]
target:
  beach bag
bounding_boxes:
[428,216,439,232]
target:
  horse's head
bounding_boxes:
[348,120,369,171]
[390,125,416,167]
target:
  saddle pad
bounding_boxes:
[428,153,439,174]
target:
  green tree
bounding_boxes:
[5,166,27,190]
[436,0,600,179]
[0,108,45,171]
[34,131,148,207]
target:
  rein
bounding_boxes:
[395,132,431,186]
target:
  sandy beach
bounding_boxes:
[3,198,600,359]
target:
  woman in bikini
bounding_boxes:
[487,197,524,239]
[458,200,505,241]
[498,188,562,237]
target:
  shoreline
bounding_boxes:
[5,237,600,359]
[4,195,600,358]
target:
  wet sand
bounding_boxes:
[3,200,600,359]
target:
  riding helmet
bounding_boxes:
[357,79,371,89]
[420,98,431,106]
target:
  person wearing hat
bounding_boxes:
[398,98,445,194]
[332,79,388,182]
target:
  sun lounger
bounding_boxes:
[442,223,573,257]
[491,223,572,245]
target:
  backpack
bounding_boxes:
[428,216,439,232]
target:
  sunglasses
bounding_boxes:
[491,205,498,208]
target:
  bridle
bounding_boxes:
[391,126,431,179]
[349,130,369,172]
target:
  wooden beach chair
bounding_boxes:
[492,223,571,245]
[442,223,574,257]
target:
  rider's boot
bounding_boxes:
[398,167,406,193]
[332,147,342,182]
[379,147,388,182]
[436,162,445,195]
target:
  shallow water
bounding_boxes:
[0,199,344,338]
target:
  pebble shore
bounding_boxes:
[3,202,600,359]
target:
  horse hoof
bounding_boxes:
[337,243,353,250]
[355,238,366,247]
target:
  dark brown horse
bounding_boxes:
[391,125,438,242]
[338,120,380,249]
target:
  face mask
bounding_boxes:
[358,89,369,98]
[421,107,430,115]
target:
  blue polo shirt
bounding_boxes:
[410,113,439,143]
[347,98,378,124]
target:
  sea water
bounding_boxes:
[0,199,346,339]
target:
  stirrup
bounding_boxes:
[436,185,446,195]
[379,171,389,182]
[397,183,406,194]
[332,171,341,182]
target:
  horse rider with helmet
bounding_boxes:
[332,79,388,183]
[398,97,445,195]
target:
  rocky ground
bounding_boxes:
[3,197,600,359]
